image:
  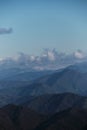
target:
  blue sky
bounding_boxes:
[0,0,87,57]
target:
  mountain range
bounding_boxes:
[0,59,87,129]
[26,93,87,115]
[0,61,87,107]
[35,107,87,130]
[0,93,87,130]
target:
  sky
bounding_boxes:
[0,0,87,58]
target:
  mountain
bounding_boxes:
[35,107,87,130]
[4,70,52,81]
[28,66,87,96]
[0,104,46,130]
[24,93,87,115]
[1,90,87,114]
[12,67,87,96]
[0,106,15,130]
[0,66,87,107]
[0,68,53,89]
[68,61,87,73]
[0,67,52,82]
[0,104,87,130]
[0,61,87,107]
[0,52,86,129]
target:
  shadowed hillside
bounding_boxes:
[35,108,87,130]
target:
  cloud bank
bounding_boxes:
[0,28,13,35]
[0,49,86,70]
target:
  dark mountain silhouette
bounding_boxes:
[24,93,87,115]
[0,104,46,130]
[0,91,87,130]
[0,104,87,130]
[83,124,87,130]
[35,107,87,130]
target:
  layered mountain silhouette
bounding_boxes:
[0,103,87,130]
[25,93,87,115]
[26,66,87,96]
[0,68,52,82]
[35,107,87,130]
[0,62,86,129]
[0,63,87,107]
[0,104,46,130]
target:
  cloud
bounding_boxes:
[74,50,85,59]
[42,49,56,61]
[0,49,87,70]
[0,28,13,35]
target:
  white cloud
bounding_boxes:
[74,50,85,59]
[42,49,56,61]
[47,51,55,61]
[0,49,87,70]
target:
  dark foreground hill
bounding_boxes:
[0,104,46,130]
[35,108,87,130]
[0,104,87,130]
